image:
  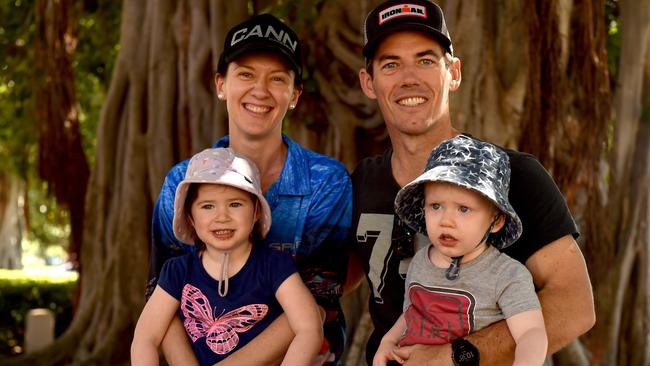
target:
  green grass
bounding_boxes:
[0,268,78,282]
[0,269,77,356]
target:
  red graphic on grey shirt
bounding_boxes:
[400,283,475,346]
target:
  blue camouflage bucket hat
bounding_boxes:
[394,135,523,249]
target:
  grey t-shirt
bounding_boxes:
[400,245,540,346]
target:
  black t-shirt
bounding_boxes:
[351,142,579,364]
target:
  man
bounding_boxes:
[347,1,595,365]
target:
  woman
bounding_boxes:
[146,13,351,366]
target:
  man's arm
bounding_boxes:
[525,235,595,353]
[394,235,595,365]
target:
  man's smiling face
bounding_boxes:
[360,31,460,137]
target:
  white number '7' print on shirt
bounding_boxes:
[356,213,415,304]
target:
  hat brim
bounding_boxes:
[363,22,453,59]
[173,171,272,245]
[221,41,302,81]
[394,166,522,249]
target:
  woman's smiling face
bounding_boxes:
[216,52,301,141]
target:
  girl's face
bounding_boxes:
[215,53,302,141]
[189,184,258,255]
[424,182,504,263]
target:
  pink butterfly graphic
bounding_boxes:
[181,284,268,355]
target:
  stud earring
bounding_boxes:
[289,104,296,110]
[217,93,224,100]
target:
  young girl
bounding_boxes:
[373,135,547,366]
[132,148,323,366]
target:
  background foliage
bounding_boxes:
[0,0,120,254]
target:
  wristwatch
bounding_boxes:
[451,338,480,366]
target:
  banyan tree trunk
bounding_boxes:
[4,1,246,364]
[0,173,24,270]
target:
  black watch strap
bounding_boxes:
[451,338,480,366]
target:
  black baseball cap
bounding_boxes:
[217,14,302,82]
[362,0,453,59]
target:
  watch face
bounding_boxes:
[457,348,477,363]
[453,339,479,366]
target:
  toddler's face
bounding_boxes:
[189,184,257,253]
[423,182,502,262]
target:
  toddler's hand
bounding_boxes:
[373,340,404,366]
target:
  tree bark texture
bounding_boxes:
[3,0,649,364]
[0,173,24,269]
[289,0,389,171]
[592,0,650,365]
[34,0,90,272]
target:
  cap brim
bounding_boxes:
[363,22,452,58]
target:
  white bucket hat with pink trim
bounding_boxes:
[173,148,271,245]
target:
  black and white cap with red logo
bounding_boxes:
[362,0,453,59]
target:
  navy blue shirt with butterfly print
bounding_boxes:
[158,245,297,365]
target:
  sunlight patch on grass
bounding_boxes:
[0,269,78,283]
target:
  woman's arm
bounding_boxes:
[131,286,180,366]
[506,309,547,366]
[275,273,324,366]
[373,314,407,366]
[160,315,199,366]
